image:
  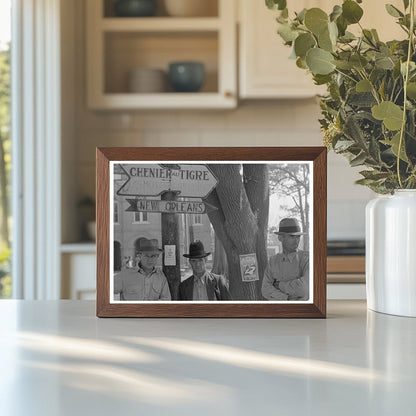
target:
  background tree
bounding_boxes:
[0,45,10,249]
[0,42,11,298]
[269,164,310,250]
[204,164,269,300]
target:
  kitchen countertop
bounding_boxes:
[0,300,415,415]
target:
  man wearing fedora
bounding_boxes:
[114,238,171,301]
[262,218,309,301]
[179,241,232,301]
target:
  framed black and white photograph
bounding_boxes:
[96,147,327,317]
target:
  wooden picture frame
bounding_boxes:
[96,147,327,318]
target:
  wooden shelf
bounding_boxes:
[101,17,221,32]
[89,92,235,110]
[327,256,365,274]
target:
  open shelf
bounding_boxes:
[86,0,236,109]
[104,31,218,94]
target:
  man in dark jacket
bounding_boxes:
[179,241,232,301]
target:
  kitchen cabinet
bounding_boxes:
[238,0,325,99]
[61,244,96,300]
[86,0,237,109]
[238,0,404,99]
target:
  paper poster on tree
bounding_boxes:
[239,253,259,282]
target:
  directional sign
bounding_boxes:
[126,198,217,215]
[117,164,218,198]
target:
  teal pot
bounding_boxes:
[366,190,416,317]
[114,0,157,17]
[168,62,205,92]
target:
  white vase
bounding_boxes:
[366,189,416,317]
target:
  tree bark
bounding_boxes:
[204,164,269,300]
[212,234,228,277]
[243,164,269,298]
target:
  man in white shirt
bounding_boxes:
[262,218,309,301]
[114,238,171,301]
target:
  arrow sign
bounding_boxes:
[126,199,217,215]
[117,164,218,198]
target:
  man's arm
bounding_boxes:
[261,261,288,300]
[218,275,232,300]
[278,255,309,299]
[159,275,172,301]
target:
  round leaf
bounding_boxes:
[385,4,404,18]
[296,57,308,69]
[328,21,338,44]
[277,23,298,43]
[375,56,395,70]
[305,48,336,75]
[356,80,372,92]
[371,101,404,131]
[330,5,342,22]
[294,33,316,58]
[304,8,329,35]
[318,28,334,52]
[342,0,363,24]
[333,60,352,70]
[350,54,368,70]
[407,82,416,99]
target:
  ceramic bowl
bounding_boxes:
[168,61,205,92]
[128,68,167,93]
[114,0,158,17]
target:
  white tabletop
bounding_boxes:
[0,300,415,416]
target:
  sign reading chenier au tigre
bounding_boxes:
[117,163,218,198]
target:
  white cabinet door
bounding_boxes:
[62,253,96,300]
[239,0,326,99]
[238,0,404,99]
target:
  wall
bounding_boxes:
[61,0,374,243]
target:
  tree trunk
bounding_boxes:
[243,164,269,298]
[212,234,228,277]
[204,164,269,300]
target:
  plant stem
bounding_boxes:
[358,69,381,104]
[334,68,358,84]
[397,0,415,188]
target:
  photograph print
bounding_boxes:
[110,160,313,304]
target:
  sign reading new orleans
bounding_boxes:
[117,164,218,198]
[126,198,217,215]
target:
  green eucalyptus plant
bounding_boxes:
[266,0,416,193]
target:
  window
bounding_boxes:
[193,214,203,225]
[134,211,148,224]
[114,201,119,224]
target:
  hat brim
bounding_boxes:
[138,248,163,253]
[183,252,211,259]
[274,231,306,236]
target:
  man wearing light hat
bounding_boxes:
[179,240,232,301]
[262,218,309,301]
[114,238,171,301]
